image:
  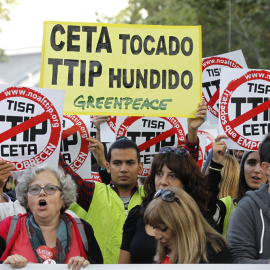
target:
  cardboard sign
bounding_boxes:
[100,116,116,142]
[40,22,202,117]
[219,68,270,150]
[202,50,247,124]
[61,115,92,179]
[197,134,207,169]
[0,85,64,170]
[113,116,187,176]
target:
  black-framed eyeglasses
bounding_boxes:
[159,147,189,156]
[153,189,181,205]
[27,185,62,195]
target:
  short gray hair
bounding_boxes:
[16,164,77,211]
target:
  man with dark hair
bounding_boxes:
[61,136,144,264]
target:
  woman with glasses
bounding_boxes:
[0,164,103,268]
[118,103,216,263]
[144,187,231,263]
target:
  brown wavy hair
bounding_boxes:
[142,152,209,211]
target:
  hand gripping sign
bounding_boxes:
[116,116,186,176]
[61,115,91,179]
[0,86,64,170]
[202,50,247,124]
[41,22,202,118]
[219,69,270,151]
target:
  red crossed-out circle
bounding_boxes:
[107,116,116,133]
[221,70,270,150]
[0,87,61,170]
[202,57,243,118]
[116,116,185,176]
[198,130,215,153]
[62,115,90,171]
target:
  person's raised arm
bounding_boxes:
[183,102,207,161]
[87,137,111,185]
[87,137,107,169]
[59,154,94,212]
[207,135,228,208]
[206,135,228,233]
[0,161,15,203]
[187,102,207,143]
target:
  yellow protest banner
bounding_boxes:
[40,22,202,117]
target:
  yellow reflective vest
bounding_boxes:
[77,182,144,264]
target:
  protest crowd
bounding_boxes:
[1,21,270,270]
[1,110,270,267]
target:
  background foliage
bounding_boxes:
[97,0,270,69]
[0,0,17,62]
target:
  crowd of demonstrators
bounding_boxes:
[119,145,217,264]
[0,164,103,268]
[65,102,206,264]
[206,135,268,237]
[118,103,220,264]
[227,133,270,263]
[2,97,270,266]
[144,187,232,264]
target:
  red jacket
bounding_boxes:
[0,213,103,264]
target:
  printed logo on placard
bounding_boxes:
[220,70,270,150]
[116,116,185,176]
[61,115,90,171]
[198,130,215,153]
[0,87,61,170]
[107,116,116,133]
[202,57,242,118]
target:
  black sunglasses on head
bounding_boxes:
[159,147,189,156]
[153,189,181,206]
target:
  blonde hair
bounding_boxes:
[144,187,228,264]
[205,154,240,199]
[219,155,240,199]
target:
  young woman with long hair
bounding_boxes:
[144,187,231,264]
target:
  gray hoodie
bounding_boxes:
[227,183,270,264]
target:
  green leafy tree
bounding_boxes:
[97,0,270,69]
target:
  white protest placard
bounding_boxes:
[202,50,248,124]
[0,85,64,170]
[100,116,118,142]
[198,129,218,153]
[197,134,207,169]
[114,116,188,176]
[61,115,92,179]
[219,68,270,151]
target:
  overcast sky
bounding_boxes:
[0,0,128,51]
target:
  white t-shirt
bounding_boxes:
[0,193,26,222]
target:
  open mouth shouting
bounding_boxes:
[38,199,47,210]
